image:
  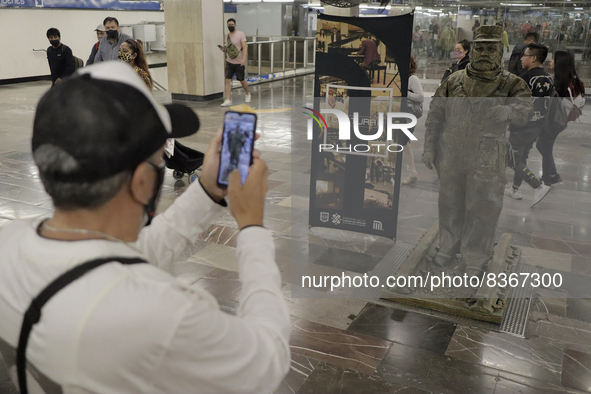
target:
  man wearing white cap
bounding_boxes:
[0,62,290,394]
[86,24,106,66]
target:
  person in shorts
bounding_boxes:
[219,18,251,107]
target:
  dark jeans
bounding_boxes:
[536,132,557,185]
[509,125,542,189]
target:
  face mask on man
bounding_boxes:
[106,29,118,40]
[118,52,133,63]
[228,26,235,33]
[49,39,60,47]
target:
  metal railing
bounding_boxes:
[231,35,316,87]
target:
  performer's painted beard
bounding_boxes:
[470,43,502,72]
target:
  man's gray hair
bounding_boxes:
[34,145,132,211]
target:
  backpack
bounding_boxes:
[60,45,84,70]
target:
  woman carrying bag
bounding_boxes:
[401,55,425,185]
[537,50,586,185]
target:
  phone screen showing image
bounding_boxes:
[217,111,257,187]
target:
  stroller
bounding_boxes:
[163,140,205,184]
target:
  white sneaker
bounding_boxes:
[531,183,551,207]
[504,188,523,200]
[221,99,232,107]
[245,93,251,103]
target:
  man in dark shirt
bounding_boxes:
[508,32,538,75]
[46,28,75,86]
[505,43,553,207]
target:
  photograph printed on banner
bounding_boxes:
[363,146,396,212]
[314,152,346,210]
[316,21,403,93]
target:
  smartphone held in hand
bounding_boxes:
[217,111,257,188]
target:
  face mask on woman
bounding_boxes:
[118,52,133,63]
[454,50,464,59]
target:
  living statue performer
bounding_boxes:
[422,25,533,277]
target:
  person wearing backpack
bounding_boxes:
[505,43,553,207]
[46,28,75,86]
[219,18,251,107]
[86,24,106,66]
[536,50,586,185]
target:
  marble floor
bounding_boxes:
[1,72,591,394]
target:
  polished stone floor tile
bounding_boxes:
[197,224,240,248]
[531,234,591,258]
[446,326,563,385]
[296,362,430,394]
[312,248,382,273]
[0,200,52,220]
[566,298,591,324]
[283,286,367,330]
[561,348,591,392]
[377,341,499,394]
[520,246,573,272]
[172,259,216,286]
[289,318,392,375]
[348,304,457,355]
[273,353,320,394]
[493,371,581,394]
[571,256,591,276]
[193,269,242,302]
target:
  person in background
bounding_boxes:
[508,32,538,75]
[497,21,510,53]
[86,24,106,66]
[401,55,424,185]
[428,18,439,58]
[219,18,250,107]
[46,27,75,86]
[441,39,470,83]
[536,50,586,185]
[437,22,455,60]
[505,43,553,207]
[412,26,423,57]
[358,32,381,69]
[118,39,153,91]
[94,16,132,63]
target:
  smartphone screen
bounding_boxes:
[217,111,257,187]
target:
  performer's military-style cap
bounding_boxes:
[473,25,503,42]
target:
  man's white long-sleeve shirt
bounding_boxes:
[0,181,291,394]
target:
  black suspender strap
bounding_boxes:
[16,257,146,394]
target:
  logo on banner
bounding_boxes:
[331,214,341,225]
[303,107,328,139]
[320,212,329,223]
[35,0,43,6]
[304,108,418,153]
[373,221,383,231]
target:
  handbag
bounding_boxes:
[226,35,241,60]
[407,98,423,119]
[563,87,585,122]
[544,88,568,138]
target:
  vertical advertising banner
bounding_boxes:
[309,12,414,240]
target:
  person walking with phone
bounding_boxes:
[219,19,251,107]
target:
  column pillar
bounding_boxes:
[165,0,225,101]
